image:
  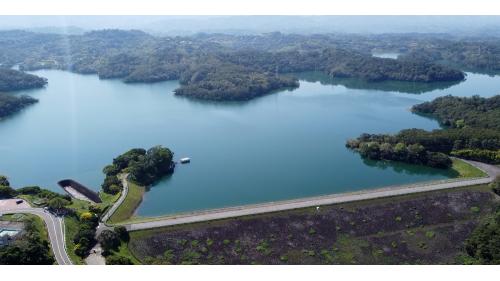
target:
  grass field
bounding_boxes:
[451,159,488,178]
[63,216,85,265]
[108,181,145,224]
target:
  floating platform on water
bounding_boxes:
[180,157,191,164]
[58,179,102,203]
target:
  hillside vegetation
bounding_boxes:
[0,93,38,119]
[347,95,500,166]
[0,30,469,101]
[0,69,47,91]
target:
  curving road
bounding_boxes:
[124,159,500,232]
[0,206,72,265]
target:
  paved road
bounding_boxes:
[125,159,500,232]
[85,243,106,265]
[100,174,129,223]
[0,207,72,265]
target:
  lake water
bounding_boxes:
[0,70,499,216]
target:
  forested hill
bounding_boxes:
[0,93,38,119]
[0,69,47,91]
[0,30,470,101]
[412,95,500,130]
[347,95,500,166]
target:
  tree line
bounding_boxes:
[0,69,47,92]
[0,93,38,119]
[347,95,500,167]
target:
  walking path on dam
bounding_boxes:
[101,174,129,223]
[124,159,500,232]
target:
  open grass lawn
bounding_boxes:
[128,184,498,265]
[451,159,488,178]
[108,181,145,224]
[67,198,91,216]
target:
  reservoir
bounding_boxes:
[0,70,499,216]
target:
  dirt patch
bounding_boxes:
[0,199,30,210]
[129,188,497,264]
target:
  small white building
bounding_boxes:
[0,228,21,247]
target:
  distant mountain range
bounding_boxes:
[0,16,500,37]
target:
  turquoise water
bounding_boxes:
[0,70,499,216]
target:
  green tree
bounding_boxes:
[47,197,70,211]
[0,175,10,186]
[407,143,426,163]
[98,230,121,253]
[103,164,120,176]
[114,226,130,242]
[426,152,452,168]
[102,175,122,195]
[0,185,17,198]
[393,142,408,161]
[465,209,500,264]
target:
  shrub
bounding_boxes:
[47,197,70,211]
[106,255,133,265]
[16,185,41,195]
[0,175,10,187]
[490,176,500,196]
[80,212,95,222]
[0,185,17,198]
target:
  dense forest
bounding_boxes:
[0,30,474,101]
[400,41,500,73]
[347,95,500,166]
[175,63,299,101]
[464,186,500,265]
[0,69,47,92]
[412,95,500,130]
[0,93,38,119]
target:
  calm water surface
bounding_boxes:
[0,70,499,216]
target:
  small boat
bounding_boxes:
[180,157,191,164]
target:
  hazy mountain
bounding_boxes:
[0,16,499,36]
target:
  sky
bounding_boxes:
[0,16,500,36]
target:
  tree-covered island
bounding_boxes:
[0,68,47,119]
[0,93,38,120]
